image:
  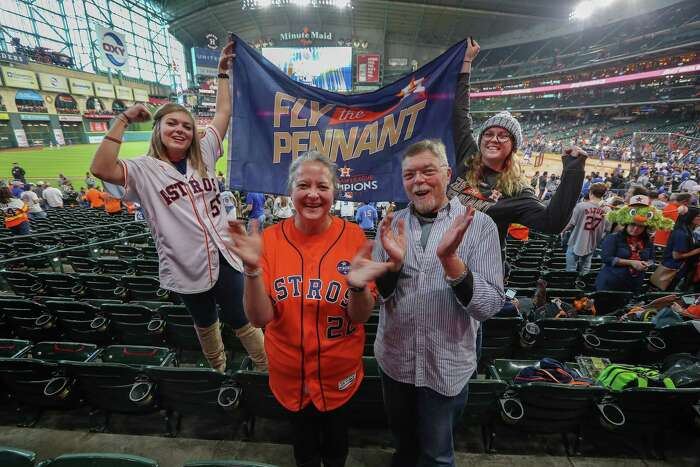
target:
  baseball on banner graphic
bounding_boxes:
[96,23,129,69]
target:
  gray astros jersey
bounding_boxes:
[119,126,242,293]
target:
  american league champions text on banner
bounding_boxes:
[95,24,129,70]
[229,36,466,202]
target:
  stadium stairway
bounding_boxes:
[0,427,698,467]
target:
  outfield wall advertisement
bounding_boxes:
[69,78,95,96]
[39,73,70,93]
[1,67,39,89]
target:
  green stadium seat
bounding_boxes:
[581,321,656,363]
[0,339,32,358]
[114,245,144,260]
[184,461,280,467]
[0,298,59,341]
[489,359,606,455]
[1,271,44,296]
[78,274,125,300]
[66,256,100,274]
[586,290,634,316]
[35,272,85,299]
[45,300,112,345]
[161,305,201,357]
[235,357,287,438]
[146,366,240,437]
[480,317,523,370]
[36,452,158,467]
[97,258,135,276]
[120,276,170,302]
[461,379,509,452]
[100,303,166,346]
[133,259,160,276]
[0,446,36,467]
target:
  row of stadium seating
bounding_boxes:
[0,339,697,456]
[0,447,275,467]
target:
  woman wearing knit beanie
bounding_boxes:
[448,37,588,254]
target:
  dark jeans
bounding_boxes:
[177,252,248,329]
[380,369,470,467]
[11,222,30,236]
[288,402,350,467]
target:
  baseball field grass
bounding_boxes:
[0,141,230,190]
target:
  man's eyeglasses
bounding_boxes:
[402,165,448,181]
[482,132,512,144]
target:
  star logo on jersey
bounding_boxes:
[336,260,351,275]
[338,166,353,177]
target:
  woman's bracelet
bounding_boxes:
[218,73,229,79]
[243,267,262,278]
[103,135,122,145]
[463,60,472,63]
[116,115,129,127]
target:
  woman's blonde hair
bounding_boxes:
[148,103,207,178]
[465,149,529,197]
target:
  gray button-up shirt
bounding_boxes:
[372,197,505,396]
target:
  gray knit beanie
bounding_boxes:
[478,111,523,152]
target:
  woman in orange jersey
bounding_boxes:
[228,151,394,467]
[0,185,30,235]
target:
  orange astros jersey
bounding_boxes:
[261,216,375,413]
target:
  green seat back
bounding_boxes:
[185,461,280,467]
[0,446,36,467]
[37,452,158,467]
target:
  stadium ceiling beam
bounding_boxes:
[361,0,566,21]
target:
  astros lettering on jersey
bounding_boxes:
[261,217,376,412]
[119,126,242,293]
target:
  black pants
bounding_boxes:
[288,402,350,467]
[177,252,248,329]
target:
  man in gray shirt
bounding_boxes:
[371,139,504,467]
[563,183,608,274]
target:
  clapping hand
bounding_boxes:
[436,207,475,261]
[379,213,407,272]
[347,241,393,289]
[227,220,262,271]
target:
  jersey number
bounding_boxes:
[584,213,603,231]
[210,194,221,217]
[326,316,357,339]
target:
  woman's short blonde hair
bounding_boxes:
[287,151,338,195]
[148,103,207,178]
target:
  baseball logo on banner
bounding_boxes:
[96,23,129,69]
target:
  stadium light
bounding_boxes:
[570,0,617,21]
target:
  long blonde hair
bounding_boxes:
[465,150,529,197]
[148,103,207,178]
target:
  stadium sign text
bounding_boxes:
[279,28,332,44]
[96,24,129,69]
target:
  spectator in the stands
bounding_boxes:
[243,191,266,231]
[596,194,671,294]
[84,183,105,209]
[562,183,608,274]
[654,192,691,247]
[10,180,24,198]
[272,195,293,220]
[661,207,700,291]
[21,184,46,220]
[0,186,30,235]
[11,162,26,183]
[42,182,64,209]
[84,171,96,188]
[355,202,378,231]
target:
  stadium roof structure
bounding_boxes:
[157,0,578,50]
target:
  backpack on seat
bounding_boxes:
[596,364,676,390]
[514,358,593,385]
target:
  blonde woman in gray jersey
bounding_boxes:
[90,38,267,373]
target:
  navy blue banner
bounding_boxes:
[229,35,466,201]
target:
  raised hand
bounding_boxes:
[219,38,236,73]
[347,241,393,289]
[123,103,151,123]
[464,36,480,62]
[379,213,407,272]
[227,220,262,271]
[436,206,475,260]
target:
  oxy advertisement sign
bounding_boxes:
[95,24,129,70]
[39,73,70,93]
[1,67,38,89]
[69,78,94,96]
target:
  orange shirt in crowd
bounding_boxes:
[102,192,122,214]
[84,188,105,208]
[653,202,681,247]
[507,223,529,241]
